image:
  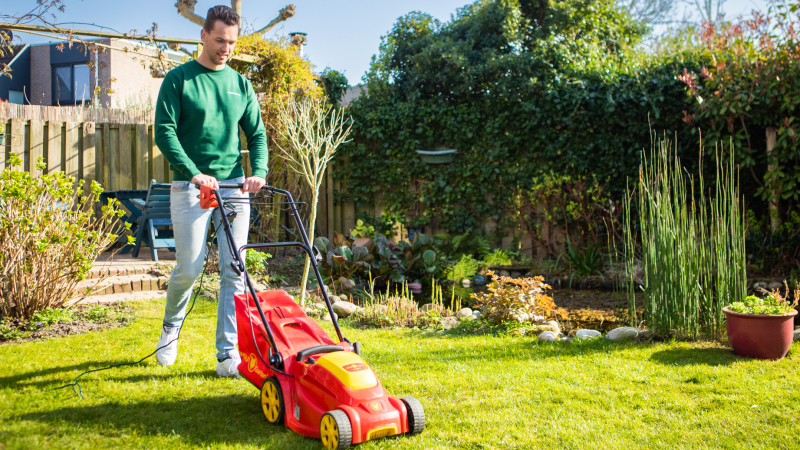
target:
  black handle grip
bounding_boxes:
[295,345,344,362]
[194,183,274,191]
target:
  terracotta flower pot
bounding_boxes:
[723,307,798,360]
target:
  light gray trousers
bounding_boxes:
[163,177,250,361]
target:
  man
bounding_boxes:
[153,5,268,378]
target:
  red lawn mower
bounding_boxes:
[199,183,425,449]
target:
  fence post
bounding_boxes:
[29,119,45,177]
[9,118,25,169]
[135,124,149,189]
[119,124,132,190]
[82,122,96,194]
[64,122,80,181]
[45,121,63,174]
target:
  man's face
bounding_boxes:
[201,20,238,66]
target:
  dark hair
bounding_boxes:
[203,5,240,33]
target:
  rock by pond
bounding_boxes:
[332,301,359,318]
[456,307,473,319]
[538,331,556,342]
[575,329,602,340]
[441,316,459,330]
[606,327,639,341]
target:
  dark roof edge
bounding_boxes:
[4,43,29,67]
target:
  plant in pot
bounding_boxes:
[723,282,799,360]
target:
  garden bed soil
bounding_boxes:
[1,303,133,346]
[5,321,127,345]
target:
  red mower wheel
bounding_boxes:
[401,396,425,435]
[320,410,352,449]
[260,377,284,425]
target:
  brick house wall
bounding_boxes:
[26,39,172,108]
[29,44,51,105]
[107,40,166,108]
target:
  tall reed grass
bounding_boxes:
[624,136,746,338]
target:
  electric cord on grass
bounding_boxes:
[52,217,233,399]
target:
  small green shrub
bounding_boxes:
[482,249,512,267]
[0,154,125,320]
[245,250,272,276]
[473,271,556,325]
[727,295,795,315]
[727,283,798,315]
[31,307,75,326]
[0,320,27,340]
[80,305,115,323]
[562,238,605,287]
[445,255,481,283]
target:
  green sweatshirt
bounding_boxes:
[154,59,268,181]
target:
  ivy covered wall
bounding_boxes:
[335,0,712,234]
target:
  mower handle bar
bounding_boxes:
[194,182,267,190]
[205,184,347,372]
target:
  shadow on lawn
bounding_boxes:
[0,360,122,390]
[0,361,215,391]
[16,394,318,448]
[650,346,740,366]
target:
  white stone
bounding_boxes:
[637,329,652,340]
[752,282,769,291]
[321,311,338,322]
[338,294,350,302]
[462,279,472,287]
[606,327,639,341]
[456,307,473,319]
[575,329,602,340]
[313,302,327,310]
[498,270,511,277]
[472,311,482,320]
[332,301,359,318]
[560,337,573,343]
[545,320,560,336]
[768,281,783,290]
[338,277,356,290]
[538,331,556,342]
[441,316,459,330]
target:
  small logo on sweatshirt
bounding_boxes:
[227,92,241,96]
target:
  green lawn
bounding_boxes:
[1,298,798,450]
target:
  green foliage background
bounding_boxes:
[336,0,713,233]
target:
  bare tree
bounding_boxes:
[622,0,678,26]
[174,0,296,36]
[273,97,353,306]
[689,0,727,24]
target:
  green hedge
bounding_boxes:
[336,0,713,233]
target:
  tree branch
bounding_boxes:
[251,5,295,36]
[175,0,205,27]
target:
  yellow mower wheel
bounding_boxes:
[320,410,352,449]
[260,377,284,424]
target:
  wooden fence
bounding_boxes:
[1,116,537,256]
[1,103,154,124]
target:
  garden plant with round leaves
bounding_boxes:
[0,154,127,320]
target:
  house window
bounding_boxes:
[8,90,24,104]
[52,63,91,105]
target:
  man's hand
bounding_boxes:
[191,174,218,190]
[242,176,266,193]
